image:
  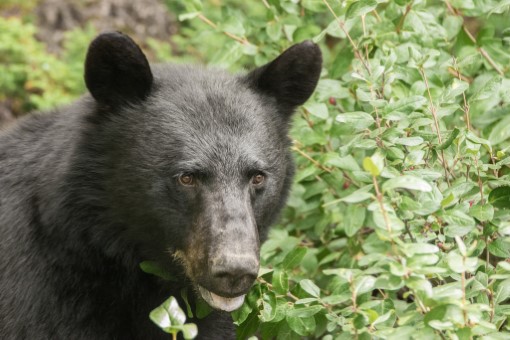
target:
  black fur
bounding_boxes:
[85,32,153,107]
[246,40,322,113]
[0,33,322,339]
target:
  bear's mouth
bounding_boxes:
[197,285,246,312]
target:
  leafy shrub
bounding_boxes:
[170,0,510,338]
[0,16,95,113]
[4,0,510,338]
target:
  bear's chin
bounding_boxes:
[197,286,246,312]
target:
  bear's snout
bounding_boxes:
[209,253,259,297]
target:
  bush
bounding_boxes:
[0,16,95,114]
[168,0,510,338]
[4,0,510,338]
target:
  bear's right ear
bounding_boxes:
[245,41,322,115]
[84,32,153,108]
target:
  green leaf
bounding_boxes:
[494,279,510,304]
[382,175,432,192]
[179,324,199,340]
[220,17,245,36]
[286,305,323,318]
[489,186,510,208]
[323,154,361,171]
[363,153,384,177]
[272,270,289,295]
[446,251,478,273]
[425,305,463,328]
[372,310,394,326]
[444,15,463,40]
[139,261,176,281]
[402,243,439,255]
[469,76,501,103]
[455,236,467,257]
[266,21,282,41]
[441,193,455,207]
[384,96,427,115]
[232,300,253,326]
[295,298,318,305]
[488,239,510,258]
[336,112,374,131]
[210,42,243,68]
[286,315,315,336]
[178,12,201,21]
[469,203,494,222]
[304,102,329,119]
[315,79,350,100]
[437,128,460,150]
[489,115,510,146]
[353,276,376,296]
[180,289,193,318]
[363,157,378,177]
[260,292,277,322]
[393,136,424,146]
[195,298,213,319]
[344,204,366,237]
[299,279,321,298]
[339,186,373,203]
[346,0,378,19]
[150,297,191,334]
[443,209,476,236]
[282,247,307,270]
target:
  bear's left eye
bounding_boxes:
[178,174,195,186]
[251,173,265,186]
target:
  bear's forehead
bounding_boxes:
[164,117,280,173]
[149,65,278,139]
[138,65,285,171]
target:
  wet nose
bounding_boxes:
[210,256,259,296]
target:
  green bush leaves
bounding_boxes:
[6,0,510,338]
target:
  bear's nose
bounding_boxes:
[210,256,259,297]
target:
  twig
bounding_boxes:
[350,276,358,312]
[396,2,413,34]
[292,145,332,173]
[461,267,468,325]
[447,67,472,84]
[369,86,384,147]
[372,175,392,234]
[420,67,451,186]
[261,0,279,21]
[372,10,382,22]
[452,57,471,130]
[322,0,372,76]
[478,47,504,76]
[261,0,270,9]
[474,157,485,203]
[404,221,415,242]
[486,236,490,271]
[444,1,504,76]
[258,277,300,301]
[197,14,249,45]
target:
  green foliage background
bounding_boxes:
[2,0,510,338]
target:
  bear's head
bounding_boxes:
[82,32,322,311]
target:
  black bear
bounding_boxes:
[0,32,321,339]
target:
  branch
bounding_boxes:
[197,14,249,45]
[396,2,413,34]
[322,0,372,76]
[420,67,451,186]
[444,1,504,76]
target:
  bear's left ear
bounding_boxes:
[245,41,322,114]
[84,32,153,108]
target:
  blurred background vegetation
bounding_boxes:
[2,0,510,339]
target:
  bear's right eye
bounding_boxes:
[178,174,195,186]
